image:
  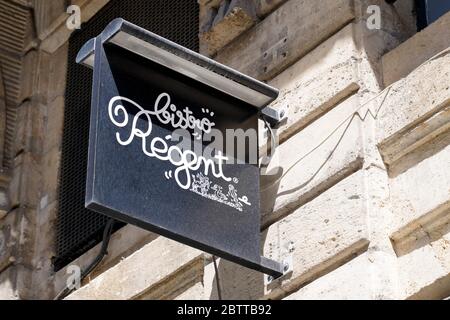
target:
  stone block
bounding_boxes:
[215,0,355,81]
[35,43,68,104]
[54,224,156,295]
[397,233,450,299]
[66,237,202,300]
[36,147,61,207]
[47,43,68,102]
[19,153,42,207]
[18,50,37,104]
[204,171,369,299]
[256,0,287,18]
[0,210,19,272]
[40,0,110,53]
[33,0,67,40]
[200,0,258,56]
[202,257,265,300]
[261,94,363,226]
[13,101,31,156]
[389,142,450,256]
[137,257,204,300]
[284,253,373,300]
[0,266,18,299]
[175,281,205,300]
[263,170,369,299]
[377,51,450,169]
[383,11,450,86]
[0,187,9,218]
[34,51,52,103]
[8,153,24,209]
[380,106,450,174]
[43,96,65,154]
[265,23,360,147]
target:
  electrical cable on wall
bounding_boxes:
[279,46,450,181]
[212,255,223,300]
[54,218,115,300]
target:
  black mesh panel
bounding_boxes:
[54,0,199,271]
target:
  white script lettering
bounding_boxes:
[108,94,231,190]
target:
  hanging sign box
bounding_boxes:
[76,18,283,277]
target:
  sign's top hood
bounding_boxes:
[76,18,279,109]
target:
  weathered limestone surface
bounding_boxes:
[360,122,400,299]
[202,171,369,300]
[0,209,19,272]
[10,48,70,277]
[200,0,258,57]
[262,170,369,299]
[214,0,355,81]
[376,25,450,300]
[34,44,68,105]
[383,11,450,86]
[137,257,204,300]
[0,67,6,169]
[377,51,450,170]
[194,0,435,301]
[261,95,363,225]
[53,225,156,295]
[265,24,360,146]
[66,237,202,300]
[174,281,205,300]
[39,0,110,53]
[283,253,373,300]
[0,266,18,299]
[389,143,450,256]
[202,257,264,300]
[199,0,288,56]
[33,0,67,40]
[0,0,38,169]
[0,207,39,299]
[397,233,450,299]
[255,0,287,18]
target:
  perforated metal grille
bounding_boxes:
[54,0,199,271]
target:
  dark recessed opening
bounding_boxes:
[53,0,199,271]
[415,0,450,31]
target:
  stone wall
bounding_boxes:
[0,0,110,299]
[0,0,449,300]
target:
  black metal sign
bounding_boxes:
[77,19,282,277]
